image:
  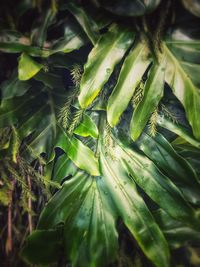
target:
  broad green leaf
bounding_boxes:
[114,137,199,229]
[50,20,88,54]
[21,227,64,265]
[138,133,200,204]
[0,89,43,128]
[172,136,189,146]
[55,127,100,176]
[67,2,99,45]
[154,209,200,249]
[0,25,87,56]
[138,133,199,187]
[157,115,200,149]
[34,71,65,89]
[172,141,200,177]
[0,86,66,160]
[53,154,78,184]
[74,114,98,138]
[15,87,65,160]
[0,41,50,57]
[94,0,161,16]
[18,53,43,80]
[18,103,57,160]
[78,24,135,108]
[37,172,118,267]
[100,147,170,267]
[130,57,165,141]
[164,37,200,139]
[0,73,31,100]
[107,42,151,126]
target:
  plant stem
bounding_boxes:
[6,180,15,255]
[27,175,33,233]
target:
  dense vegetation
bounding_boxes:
[0,0,200,266]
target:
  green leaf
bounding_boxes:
[138,133,199,187]
[74,114,98,138]
[95,0,161,17]
[31,9,56,47]
[67,2,99,45]
[100,146,170,267]
[37,172,118,267]
[157,115,200,149]
[15,87,62,160]
[18,53,43,80]
[34,71,65,89]
[53,154,78,184]
[0,89,43,128]
[138,133,200,204]
[107,42,151,126]
[164,36,200,140]
[0,72,31,100]
[55,127,100,176]
[0,86,65,160]
[0,25,87,57]
[130,57,166,140]
[114,137,199,229]
[172,141,200,181]
[50,20,88,54]
[154,209,200,249]
[21,227,64,265]
[78,24,135,108]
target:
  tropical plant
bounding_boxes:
[0,0,200,266]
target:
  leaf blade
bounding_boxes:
[107,42,151,127]
[130,57,166,141]
[78,24,135,108]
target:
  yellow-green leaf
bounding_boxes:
[78,24,135,108]
[18,53,43,80]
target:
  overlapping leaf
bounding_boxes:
[92,0,161,16]
[111,136,199,229]
[78,24,135,108]
[154,209,200,249]
[165,30,200,140]
[107,42,151,126]
[55,127,100,176]
[157,115,200,149]
[23,171,118,267]
[21,227,64,265]
[130,56,166,140]
[74,114,98,138]
[18,53,43,80]
[138,133,200,204]
[100,145,170,267]
[67,2,99,45]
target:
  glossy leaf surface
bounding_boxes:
[154,209,200,249]
[74,114,98,138]
[67,2,99,44]
[100,142,170,267]
[165,31,200,140]
[78,24,135,108]
[18,53,43,80]
[138,133,200,204]
[55,128,100,176]
[107,42,151,126]
[130,57,165,140]
[37,172,118,267]
[157,115,200,149]
[113,137,198,228]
